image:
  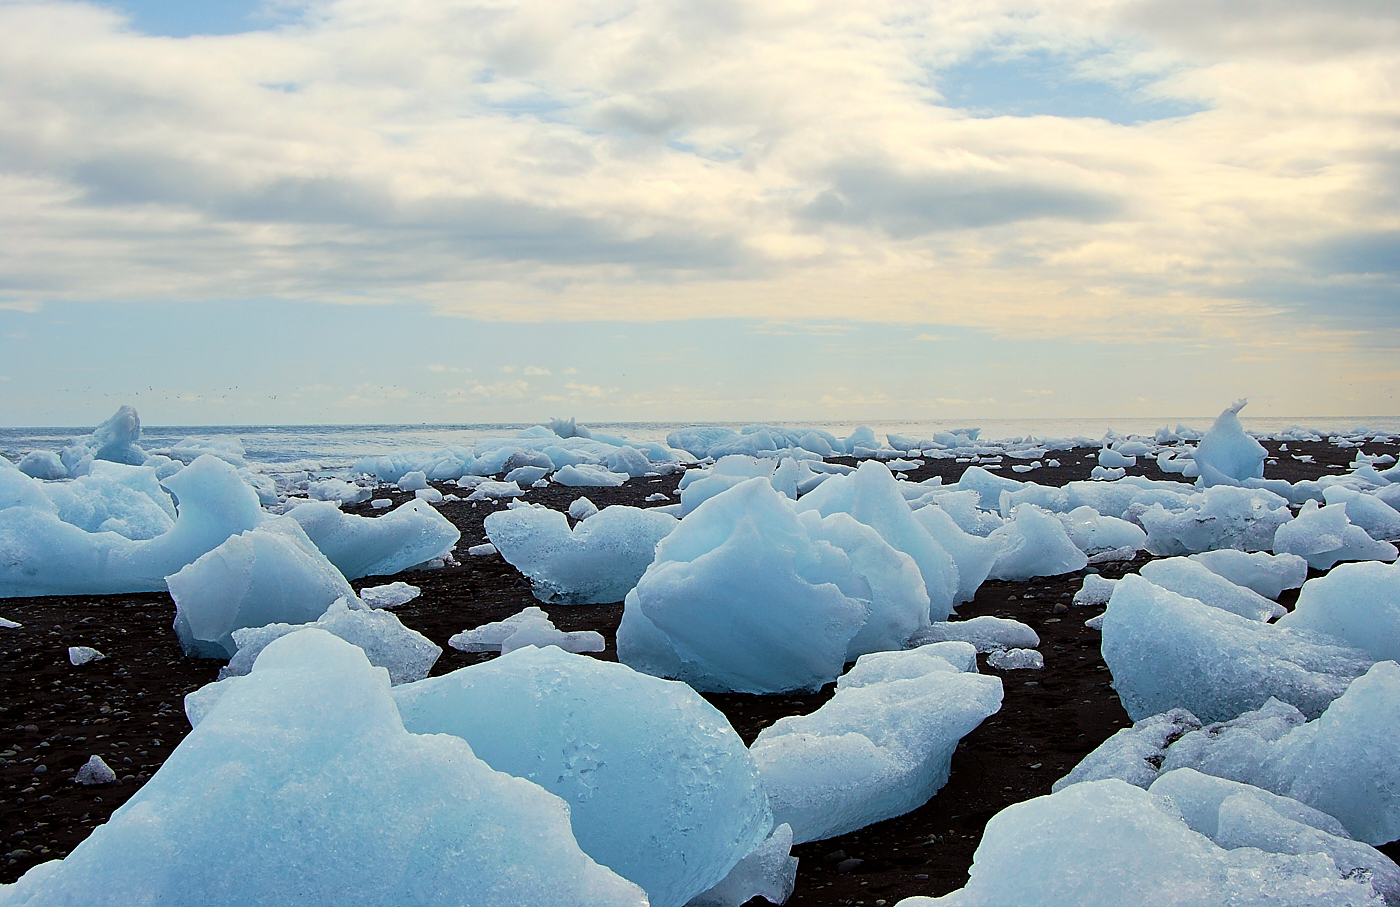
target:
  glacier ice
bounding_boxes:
[219,597,440,684]
[357,581,420,609]
[1149,767,1352,840]
[986,647,1042,670]
[484,503,677,604]
[1274,501,1398,570]
[67,646,104,666]
[894,779,1382,907]
[60,404,147,475]
[448,606,605,655]
[1322,486,1400,540]
[909,616,1039,653]
[395,471,429,492]
[555,464,628,487]
[569,496,600,520]
[1073,573,1116,607]
[1276,560,1400,662]
[285,499,460,580]
[1193,399,1268,486]
[1052,708,1204,792]
[0,455,264,597]
[909,502,1000,604]
[1187,549,1308,599]
[393,646,771,907]
[1055,505,1145,557]
[618,476,930,693]
[167,518,357,658]
[16,451,65,480]
[1138,556,1286,621]
[1101,574,1373,721]
[686,823,798,907]
[307,478,371,505]
[1140,485,1294,555]
[751,647,1002,843]
[0,630,647,907]
[796,460,960,619]
[986,504,1087,581]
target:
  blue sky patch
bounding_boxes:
[937,50,1205,125]
[99,0,298,37]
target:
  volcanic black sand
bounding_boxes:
[3,438,1398,905]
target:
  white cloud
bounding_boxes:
[523,365,551,375]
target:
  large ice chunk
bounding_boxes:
[1052,708,1204,792]
[285,499,460,579]
[796,460,960,619]
[1140,485,1293,555]
[1188,549,1308,599]
[60,404,147,474]
[393,646,771,907]
[1056,505,1146,557]
[1276,561,1400,662]
[618,477,929,693]
[1193,399,1267,486]
[0,630,647,907]
[0,455,263,597]
[554,464,629,487]
[484,504,677,604]
[1150,767,1353,840]
[1274,501,1398,571]
[986,504,1087,581]
[1101,574,1373,721]
[167,518,357,658]
[1139,557,1286,621]
[895,779,1383,907]
[752,647,1002,843]
[219,598,440,684]
[1323,486,1400,541]
[16,451,66,480]
[686,823,798,907]
[41,461,176,540]
[910,504,1000,604]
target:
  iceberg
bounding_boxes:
[484,504,677,604]
[1193,399,1267,486]
[393,646,771,907]
[751,647,1002,843]
[0,630,647,907]
[285,499,460,579]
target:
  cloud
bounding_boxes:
[523,366,552,375]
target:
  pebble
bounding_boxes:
[837,858,864,874]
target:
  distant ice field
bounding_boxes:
[4,416,1399,471]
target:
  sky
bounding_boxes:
[1,0,1397,426]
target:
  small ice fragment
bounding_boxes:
[910,616,1039,653]
[1090,465,1126,481]
[396,471,428,492]
[645,492,669,502]
[569,497,600,520]
[358,581,420,609]
[370,498,392,509]
[449,606,605,655]
[414,487,444,503]
[0,617,20,628]
[1085,613,1105,630]
[987,648,1044,670]
[467,543,497,556]
[69,646,105,666]
[73,755,117,785]
[1074,574,1117,607]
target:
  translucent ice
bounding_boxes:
[41,461,176,540]
[909,616,1039,653]
[60,404,147,473]
[986,504,1087,581]
[219,598,440,684]
[1322,486,1400,540]
[68,646,104,666]
[910,503,1001,604]
[569,496,600,520]
[1052,708,1203,792]
[752,647,1002,843]
[393,646,770,907]
[1149,767,1352,840]
[285,499,460,580]
[894,779,1384,907]
[1101,575,1373,721]
[307,479,372,505]
[1187,549,1308,599]
[448,606,605,655]
[619,477,928,693]
[1140,485,1294,555]
[555,464,628,487]
[686,823,798,907]
[1138,557,1287,621]
[484,503,677,604]
[16,451,65,480]
[1056,505,1146,557]
[1194,399,1268,486]
[1274,501,1398,571]
[986,648,1042,670]
[167,518,357,658]
[357,581,420,609]
[1276,560,1400,662]
[1,630,648,907]
[1073,573,1117,607]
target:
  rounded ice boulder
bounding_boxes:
[392,645,772,907]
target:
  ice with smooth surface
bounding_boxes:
[986,648,1043,670]
[569,496,600,520]
[894,779,1384,907]
[986,504,1087,581]
[1101,575,1374,721]
[68,646,104,666]
[752,647,1002,843]
[448,606,606,655]
[1056,505,1146,557]
[1323,486,1400,540]
[0,455,264,598]
[308,479,372,505]
[1277,561,1400,662]
[909,616,1039,653]
[220,598,440,684]
[796,460,960,619]
[37,461,177,540]
[1073,573,1116,606]
[1138,557,1287,621]
[485,504,677,604]
[620,477,931,693]
[393,646,771,907]
[685,823,798,907]
[167,518,357,658]
[357,581,420,609]
[61,405,147,474]
[909,503,1001,604]
[1192,400,1268,486]
[1188,549,1309,599]
[0,630,647,907]
[554,464,629,487]
[1140,485,1293,555]
[1274,501,1398,571]
[285,499,460,580]
[1149,767,1352,840]
[0,617,19,629]
[72,755,116,786]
